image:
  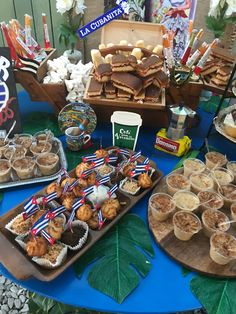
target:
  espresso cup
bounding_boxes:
[65,127,91,151]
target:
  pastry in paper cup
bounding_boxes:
[4,146,27,161]
[211,167,234,186]
[183,158,206,177]
[36,153,60,176]
[190,173,214,194]
[5,213,31,236]
[218,184,236,209]
[0,159,11,183]
[166,173,190,196]
[205,151,227,170]
[173,211,201,241]
[60,220,89,251]
[202,208,230,238]
[149,193,175,222]
[173,190,200,212]
[197,191,224,213]
[210,232,236,265]
[227,161,236,183]
[12,157,36,180]
[119,177,141,195]
[30,142,52,156]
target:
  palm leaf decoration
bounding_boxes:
[74,214,154,303]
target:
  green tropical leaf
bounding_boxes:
[190,276,236,314]
[0,192,3,203]
[74,214,154,303]
[173,150,200,170]
[181,267,191,277]
[29,293,55,313]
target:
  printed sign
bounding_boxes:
[113,122,138,150]
[0,47,21,135]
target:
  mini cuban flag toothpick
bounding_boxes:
[129,151,141,162]
[131,163,150,177]
[98,210,106,229]
[96,175,110,186]
[107,184,118,198]
[62,168,70,178]
[23,197,39,220]
[62,181,70,194]
[91,157,105,169]
[67,197,85,228]
[82,154,97,163]
[80,168,94,179]
[67,208,76,229]
[117,148,131,156]
[68,179,79,192]
[41,229,55,245]
[42,192,58,205]
[82,186,94,198]
[104,156,118,164]
[143,157,149,165]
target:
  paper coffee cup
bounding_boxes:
[111,111,142,150]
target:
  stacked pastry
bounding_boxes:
[86,47,169,103]
[200,47,235,88]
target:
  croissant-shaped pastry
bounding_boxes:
[46,182,62,198]
[138,173,152,189]
[26,236,48,257]
[95,149,109,158]
[101,199,119,220]
[75,162,91,178]
[76,204,93,221]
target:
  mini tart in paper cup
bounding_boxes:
[197,190,224,213]
[189,173,214,194]
[205,151,227,170]
[173,190,200,212]
[218,184,236,209]
[211,167,234,186]
[0,159,11,183]
[202,208,230,238]
[183,158,206,177]
[173,211,202,241]
[149,193,175,222]
[32,243,68,269]
[5,213,31,236]
[95,164,115,178]
[210,232,236,265]
[166,173,190,196]
[119,177,141,195]
[227,161,236,183]
[60,220,89,251]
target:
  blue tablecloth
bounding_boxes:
[0,91,235,313]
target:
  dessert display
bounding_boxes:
[210,232,236,265]
[0,130,66,186]
[202,209,230,238]
[173,190,200,212]
[0,159,11,183]
[211,167,234,186]
[197,191,224,213]
[173,211,201,241]
[205,151,227,169]
[226,161,236,183]
[166,173,190,196]
[149,193,175,222]
[223,111,236,139]
[189,173,214,194]
[218,184,236,209]
[183,158,206,177]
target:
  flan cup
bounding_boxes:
[211,167,234,186]
[0,159,11,183]
[183,158,206,177]
[4,146,27,161]
[173,190,200,212]
[230,203,236,229]
[166,173,190,196]
[14,134,33,152]
[30,142,52,157]
[218,184,236,209]
[36,153,59,176]
[190,173,214,194]
[202,208,230,238]
[34,130,54,144]
[226,161,236,183]
[12,157,36,179]
[210,232,236,265]
[197,191,224,213]
[205,151,227,170]
[149,193,175,222]
[173,211,201,241]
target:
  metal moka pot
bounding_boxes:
[167,103,196,140]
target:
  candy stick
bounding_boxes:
[163,34,174,69]
[188,20,193,35]
[181,29,198,65]
[186,42,208,68]
[194,38,220,75]
[42,13,51,49]
[24,14,32,49]
[191,29,204,53]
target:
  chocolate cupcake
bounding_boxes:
[61,220,88,250]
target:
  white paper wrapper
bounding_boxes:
[60,220,89,251]
[119,177,141,195]
[5,213,31,237]
[87,185,116,208]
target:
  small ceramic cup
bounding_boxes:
[65,127,91,151]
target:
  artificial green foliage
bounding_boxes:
[205,14,236,39]
[22,112,62,137]
[74,214,154,303]
[173,150,200,170]
[181,267,191,277]
[200,96,229,114]
[59,23,80,48]
[190,276,236,314]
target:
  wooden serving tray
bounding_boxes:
[84,77,166,111]
[148,169,236,278]
[0,151,163,281]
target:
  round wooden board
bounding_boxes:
[148,169,236,278]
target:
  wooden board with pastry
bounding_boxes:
[0,147,163,281]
